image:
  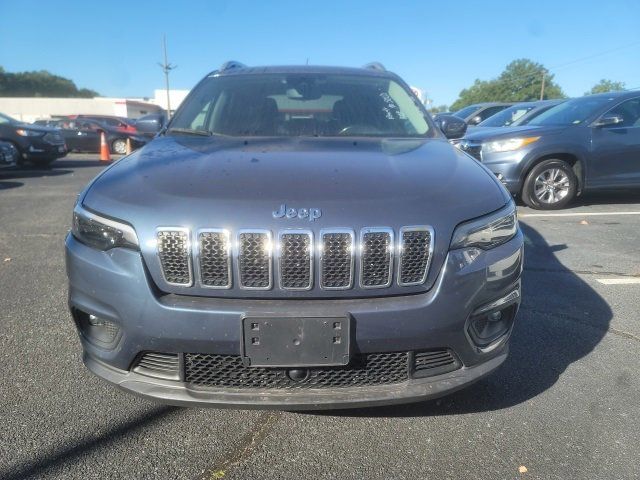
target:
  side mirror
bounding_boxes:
[594,114,624,127]
[135,114,165,136]
[468,115,482,126]
[436,115,467,140]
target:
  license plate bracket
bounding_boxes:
[242,316,350,367]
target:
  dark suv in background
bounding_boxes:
[459,91,640,209]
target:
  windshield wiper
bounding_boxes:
[166,127,212,136]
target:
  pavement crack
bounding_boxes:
[202,411,281,480]
[522,306,640,343]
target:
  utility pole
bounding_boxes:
[158,35,177,119]
[540,70,547,100]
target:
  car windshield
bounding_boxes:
[527,96,619,126]
[0,112,18,125]
[478,104,535,127]
[453,105,481,119]
[169,73,431,137]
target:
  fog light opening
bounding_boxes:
[468,304,517,350]
[72,308,120,345]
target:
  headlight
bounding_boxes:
[450,202,518,250]
[16,128,45,137]
[72,205,139,251]
[482,136,539,154]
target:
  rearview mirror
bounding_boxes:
[436,115,467,140]
[594,114,624,127]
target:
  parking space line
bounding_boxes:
[596,278,640,285]
[520,211,640,218]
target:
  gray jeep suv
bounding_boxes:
[65,63,523,409]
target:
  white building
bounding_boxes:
[151,89,190,114]
[0,97,164,123]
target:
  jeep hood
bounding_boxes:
[82,135,509,296]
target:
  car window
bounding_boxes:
[478,105,534,127]
[477,105,508,122]
[170,73,431,138]
[528,96,619,126]
[606,98,640,128]
[0,112,17,124]
[453,105,480,120]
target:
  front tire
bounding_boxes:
[112,139,127,155]
[522,159,577,210]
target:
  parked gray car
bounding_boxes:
[451,102,514,126]
[65,63,523,409]
[472,99,565,131]
[459,91,640,209]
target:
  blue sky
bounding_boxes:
[1,0,639,106]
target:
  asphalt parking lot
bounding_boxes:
[1,154,639,480]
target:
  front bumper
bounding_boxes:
[66,231,523,409]
[17,137,67,160]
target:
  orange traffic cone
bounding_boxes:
[99,131,111,162]
[125,137,132,155]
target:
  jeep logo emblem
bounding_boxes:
[272,204,322,222]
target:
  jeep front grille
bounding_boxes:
[198,230,231,288]
[320,230,355,290]
[360,228,393,288]
[157,229,192,286]
[156,225,433,291]
[237,230,272,289]
[398,227,433,286]
[279,231,313,290]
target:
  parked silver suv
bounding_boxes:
[65,63,523,409]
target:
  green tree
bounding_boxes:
[450,59,565,112]
[585,79,626,95]
[0,67,99,97]
[428,104,449,114]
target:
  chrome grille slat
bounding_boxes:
[198,229,231,288]
[279,231,313,290]
[237,230,272,289]
[398,226,433,286]
[320,229,354,290]
[360,228,393,288]
[157,228,192,286]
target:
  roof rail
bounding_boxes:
[219,61,247,72]
[363,62,386,72]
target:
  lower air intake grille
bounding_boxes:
[157,230,192,285]
[279,232,312,290]
[238,231,272,289]
[134,352,180,380]
[412,349,460,378]
[320,231,354,289]
[399,228,432,285]
[184,352,409,389]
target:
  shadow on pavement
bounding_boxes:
[569,190,640,208]
[328,222,612,418]
[1,406,182,480]
[0,180,23,190]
